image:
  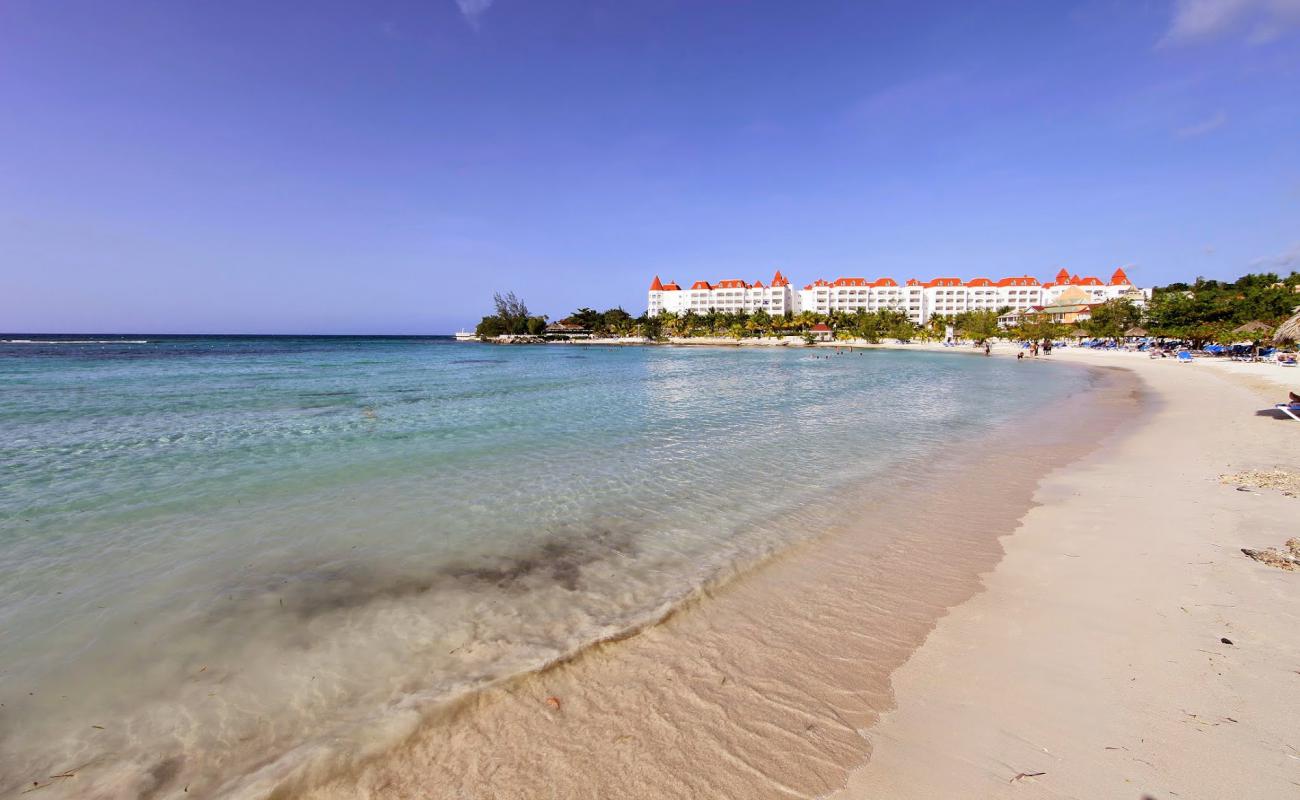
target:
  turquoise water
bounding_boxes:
[0,336,1087,796]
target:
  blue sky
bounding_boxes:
[2,0,1298,334]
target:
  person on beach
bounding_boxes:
[984,342,991,356]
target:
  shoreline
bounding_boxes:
[284,358,1143,799]
[476,334,1299,387]
[837,347,1300,798]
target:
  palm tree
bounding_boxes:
[792,310,819,331]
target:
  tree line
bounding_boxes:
[474,292,549,337]
[473,271,1299,346]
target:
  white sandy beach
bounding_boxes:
[839,345,1300,799]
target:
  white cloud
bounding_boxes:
[1251,242,1300,269]
[454,0,495,28]
[1161,0,1300,45]
[1177,110,1228,136]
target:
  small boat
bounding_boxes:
[453,330,479,341]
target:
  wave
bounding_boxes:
[2,339,151,344]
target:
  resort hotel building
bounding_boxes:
[647,268,1150,325]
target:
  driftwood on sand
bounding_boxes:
[1241,539,1300,572]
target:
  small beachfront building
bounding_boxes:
[544,320,592,339]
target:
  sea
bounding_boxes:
[0,335,1090,797]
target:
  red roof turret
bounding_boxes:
[650,275,664,291]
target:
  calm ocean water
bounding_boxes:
[1,335,1088,796]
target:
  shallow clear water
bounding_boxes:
[0,336,1087,796]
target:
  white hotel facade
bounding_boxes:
[647,268,1149,325]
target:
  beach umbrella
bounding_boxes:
[1271,312,1300,343]
[1124,326,1148,337]
[1069,328,1089,339]
[1233,320,1272,335]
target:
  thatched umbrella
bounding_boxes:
[1231,320,1274,359]
[1274,312,1300,344]
[1069,328,1089,339]
[1233,320,1272,336]
[1124,326,1148,338]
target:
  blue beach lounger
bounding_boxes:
[1177,351,1193,363]
[1277,403,1300,421]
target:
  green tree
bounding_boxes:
[1084,298,1141,340]
[792,311,821,331]
[680,310,699,336]
[850,309,884,342]
[1015,313,1063,345]
[492,291,532,334]
[954,309,1001,344]
[475,315,506,337]
[637,313,665,340]
[567,307,604,331]
[602,307,634,335]
[1145,271,1299,340]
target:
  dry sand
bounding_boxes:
[838,347,1300,799]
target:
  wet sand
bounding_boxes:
[267,363,1143,799]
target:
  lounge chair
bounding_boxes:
[1177,351,1193,363]
[1276,403,1300,421]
